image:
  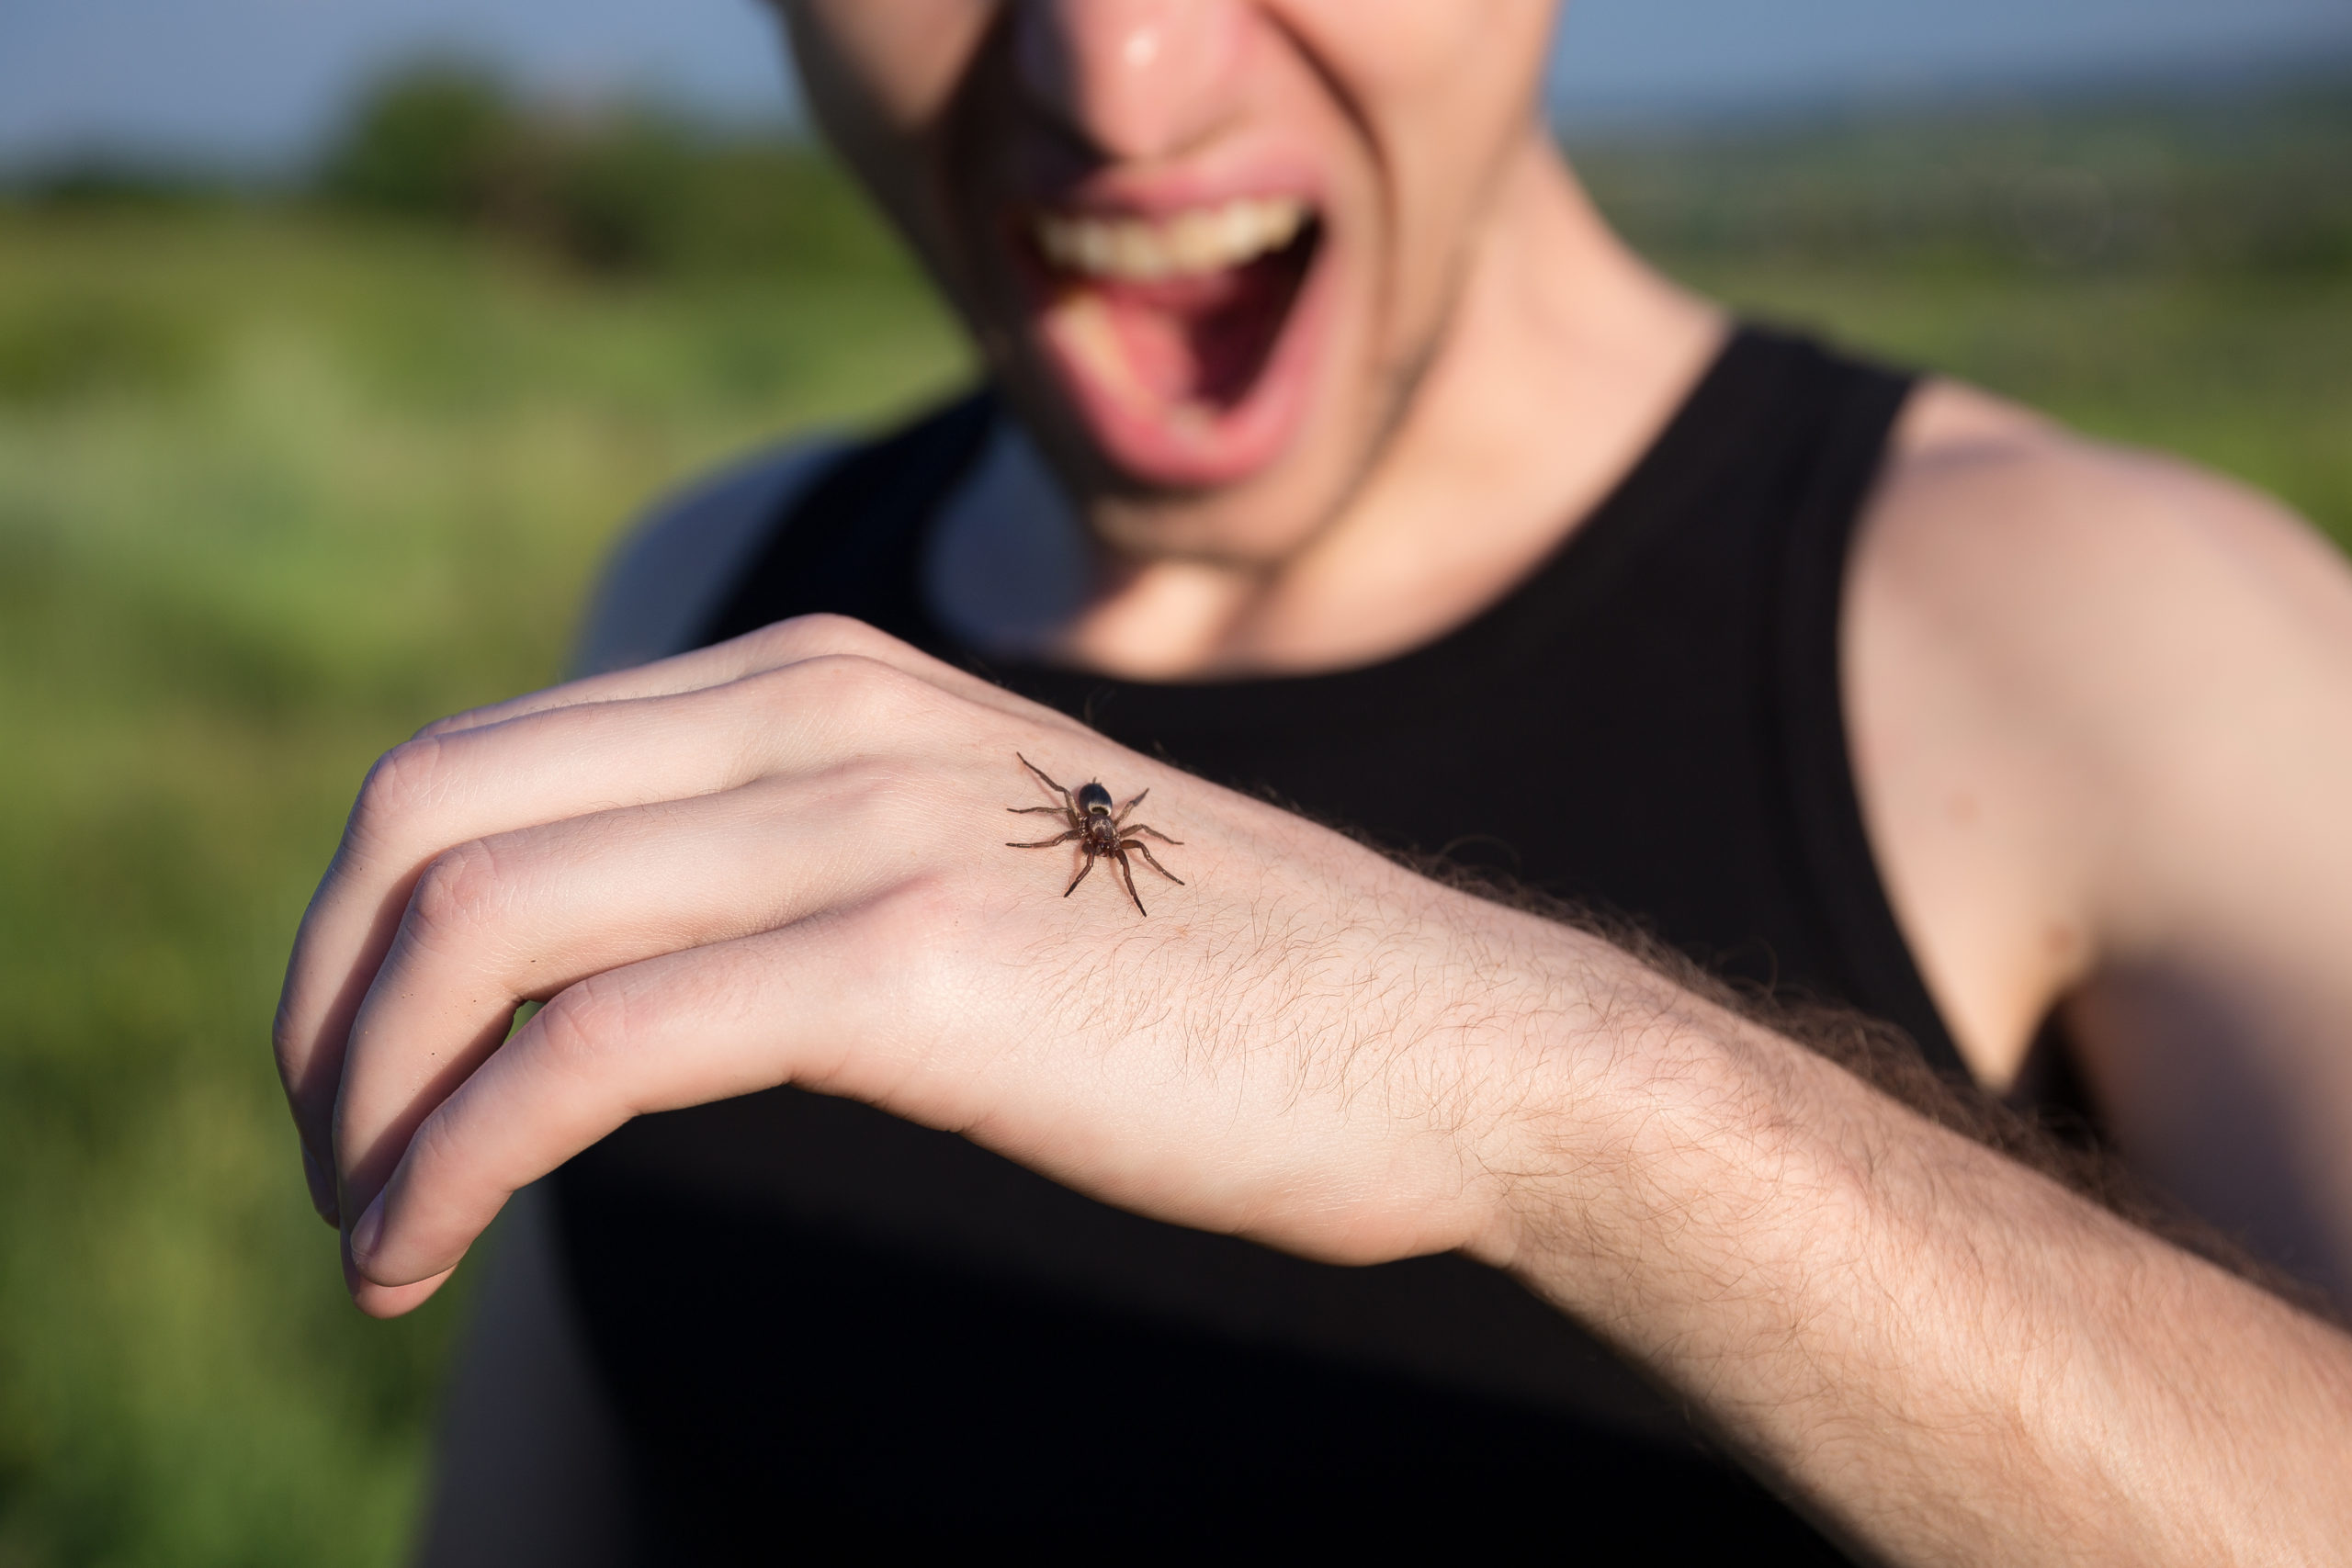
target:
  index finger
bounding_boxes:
[272,651,921,1180]
[421,613,1076,740]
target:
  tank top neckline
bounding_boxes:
[925,325,1778,723]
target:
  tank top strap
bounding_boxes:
[699,389,995,648]
[1751,331,1967,1078]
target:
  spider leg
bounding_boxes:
[1009,829,1083,849]
[1113,787,1149,824]
[1124,840,1185,885]
[1064,855,1096,897]
[1006,805,1067,816]
[1123,823,1182,845]
[1016,752,1074,808]
[1114,847,1148,916]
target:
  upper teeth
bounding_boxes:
[1035,197,1307,282]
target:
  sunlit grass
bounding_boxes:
[0,206,966,1566]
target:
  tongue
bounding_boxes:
[1048,248,1301,415]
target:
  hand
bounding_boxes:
[273,615,2352,1566]
[272,615,1595,1316]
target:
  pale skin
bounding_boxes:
[279,2,2352,1562]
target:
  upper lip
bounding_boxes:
[1017,134,1322,200]
[1031,196,1310,282]
[1001,133,1327,230]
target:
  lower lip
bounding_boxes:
[1019,224,1330,490]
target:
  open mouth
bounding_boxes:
[1019,194,1325,487]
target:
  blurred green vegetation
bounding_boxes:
[310,58,910,277]
[1575,73,2352,548]
[0,73,969,1565]
[0,58,2346,1566]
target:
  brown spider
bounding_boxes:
[1005,752,1185,916]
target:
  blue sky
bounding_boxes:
[5,0,2350,169]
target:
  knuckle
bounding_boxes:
[531,975,635,1081]
[269,993,306,1081]
[786,610,886,650]
[402,1098,468,1183]
[405,839,510,947]
[786,652,935,729]
[409,705,506,742]
[348,735,451,850]
[742,612,893,668]
[409,708,480,742]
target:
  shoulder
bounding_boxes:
[570,437,847,677]
[1846,376,2352,1061]
[1855,378,2352,767]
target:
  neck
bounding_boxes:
[925,135,1725,682]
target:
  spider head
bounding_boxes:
[1075,782,1114,817]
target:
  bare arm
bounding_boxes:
[1493,969,2352,1562]
[1851,384,2352,1304]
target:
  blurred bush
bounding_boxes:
[11,159,230,213]
[314,61,518,222]
[300,57,2352,285]
[0,292,206,406]
[1571,70,2352,278]
[313,59,911,279]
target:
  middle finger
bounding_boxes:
[329,760,950,1221]
[277,653,956,1170]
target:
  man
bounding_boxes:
[277,1,2352,1560]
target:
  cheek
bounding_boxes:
[1270,0,1557,323]
[1270,0,1556,127]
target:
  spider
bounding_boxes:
[1005,753,1186,916]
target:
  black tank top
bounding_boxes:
[555,327,1951,1560]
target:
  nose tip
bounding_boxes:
[1012,0,1248,162]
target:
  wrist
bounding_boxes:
[1453,919,1855,1303]
[1430,906,1713,1266]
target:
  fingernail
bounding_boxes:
[300,1144,340,1228]
[349,1191,386,1262]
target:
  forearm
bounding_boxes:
[1474,939,2352,1565]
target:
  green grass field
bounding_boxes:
[1,102,2346,1564]
[0,203,968,1566]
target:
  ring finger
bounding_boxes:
[328,761,953,1223]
